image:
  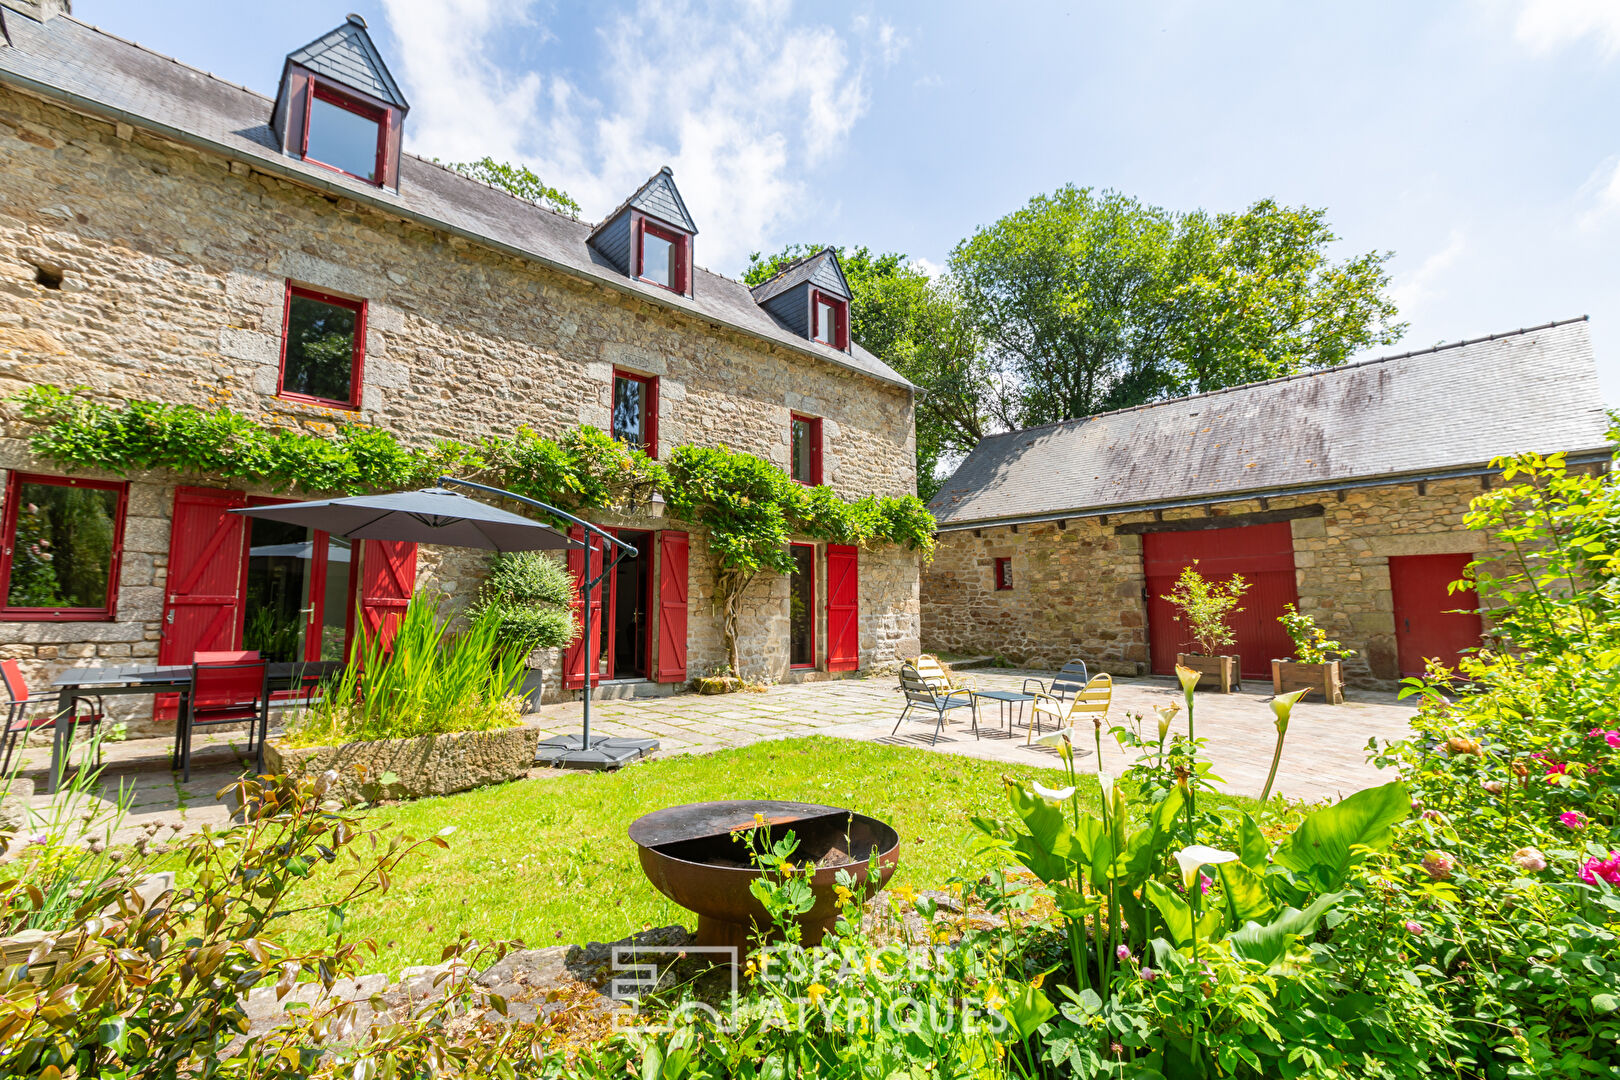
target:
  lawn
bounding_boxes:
[282,735,1256,970]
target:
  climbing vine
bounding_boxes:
[9,386,936,673]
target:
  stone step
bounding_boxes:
[590,679,679,701]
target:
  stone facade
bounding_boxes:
[0,82,921,723]
[921,477,1511,691]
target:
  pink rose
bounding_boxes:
[1560,811,1589,830]
[1403,920,1423,934]
[1421,851,1455,881]
[1511,847,1547,873]
[1481,780,1505,795]
[1578,852,1620,887]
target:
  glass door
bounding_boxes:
[242,511,355,665]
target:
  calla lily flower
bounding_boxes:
[1175,664,1201,705]
[1033,781,1077,802]
[1174,845,1239,890]
[1269,688,1311,735]
[1035,726,1075,761]
[1154,703,1179,741]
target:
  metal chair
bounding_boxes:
[1028,673,1113,745]
[1023,659,1089,703]
[1,659,103,774]
[180,659,268,781]
[892,662,980,745]
[915,654,976,693]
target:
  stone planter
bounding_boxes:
[264,726,541,804]
[1271,659,1345,705]
[1176,652,1241,693]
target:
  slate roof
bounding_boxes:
[285,16,407,108]
[750,248,851,304]
[929,318,1611,529]
[0,12,911,390]
[586,166,698,237]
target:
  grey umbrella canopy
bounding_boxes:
[231,487,581,552]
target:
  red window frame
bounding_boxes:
[636,218,689,294]
[611,368,660,458]
[790,414,823,486]
[301,81,388,186]
[788,542,817,669]
[810,289,848,349]
[0,472,128,622]
[278,282,367,411]
[994,557,1013,591]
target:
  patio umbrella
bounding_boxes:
[230,480,655,771]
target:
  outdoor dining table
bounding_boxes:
[971,688,1039,738]
[46,661,341,793]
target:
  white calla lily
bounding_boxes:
[1032,781,1077,803]
[1035,727,1073,747]
[1174,845,1239,890]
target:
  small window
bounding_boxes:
[612,369,659,457]
[994,557,1012,591]
[303,84,385,184]
[811,290,846,348]
[788,543,816,668]
[279,284,366,409]
[790,414,823,486]
[637,219,687,293]
[1,473,128,621]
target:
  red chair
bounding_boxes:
[194,650,260,664]
[1,659,103,774]
[180,660,268,781]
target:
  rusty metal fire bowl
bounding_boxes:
[629,799,900,952]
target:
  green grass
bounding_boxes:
[281,736,1255,970]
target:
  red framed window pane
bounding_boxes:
[811,290,847,348]
[303,83,386,185]
[994,557,1012,591]
[637,219,687,293]
[611,369,659,457]
[279,283,366,409]
[788,543,816,668]
[790,414,823,486]
[0,472,128,621]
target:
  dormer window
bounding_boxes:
[811,290,847,349]
[304,85,385,184]
[638,219,688,293]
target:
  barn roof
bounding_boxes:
[929,317,1611,530]
[0,11,911,391]
[749,248,851,304]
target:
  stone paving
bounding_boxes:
[3,668,1417,843]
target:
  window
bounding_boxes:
[788,543,816,668]
[811,290,847,348]
[303,84,385,184]
[994,557,1012,591]
[279,284,366,409]
[611,369,659,457]
[0,473,127,621]
[790,414,823,486]
[637,219,687,293]
[243,505,355,664]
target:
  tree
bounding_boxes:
[743,245,985,501]
[436,156,581,219]
[949,186,1405,428]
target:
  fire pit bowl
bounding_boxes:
[630,799,900,952]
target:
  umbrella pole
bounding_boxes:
[438,477,658,771]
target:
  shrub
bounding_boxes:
[1161,564,1249,656]
[468,551,577,656]
[1277,602,1356,663]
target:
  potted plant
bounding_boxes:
[1163,565,1249,692]
[468,552,578,706]
[1274,603,1355,704]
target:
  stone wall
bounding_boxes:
[0,85,920,721]
[921,477,1510,690]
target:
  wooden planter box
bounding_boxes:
[1176,653,1241,693]
[264,725,541,805]
[1271,659,1345,705]
[0,928,82,982]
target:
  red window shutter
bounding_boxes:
[656,531,689,683]
[156,486,248,720]
[826,543,859,672]
[359,539,416,651]
[562,527,603,689]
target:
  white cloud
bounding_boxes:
[1577,155,1620,230]
[1391,228,1467,318]
[380,0,873,270]
[911,256,946,280]
[1511,0,1620,56]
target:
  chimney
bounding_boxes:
[1,0,72,21]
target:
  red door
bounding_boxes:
[1144,522,1299,679]
[157,487,249,718]
[826,544,859,672]
[358,539,417,652]
[656,531,689,683]
[1389,553,1482,677]
[563,527,603,689]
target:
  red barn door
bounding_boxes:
[1389,553,1482,677]
[826,544,859,672]
[359,539,417,652]
[656,531,689,683]
[1143,522,1299,679]
[157,486,248,718]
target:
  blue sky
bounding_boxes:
[88,1,1620,400]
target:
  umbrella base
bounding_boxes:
[535,734,659,770]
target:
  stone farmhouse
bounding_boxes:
[0,2,922,720]
[922,319,1610,690]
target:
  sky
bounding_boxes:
[82,0,1620,401]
